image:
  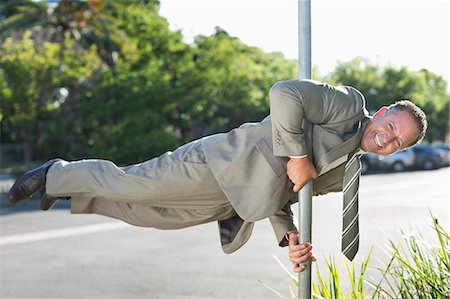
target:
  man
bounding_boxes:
[8,79,427,273]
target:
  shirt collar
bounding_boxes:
[356,148,367,156]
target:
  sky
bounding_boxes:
[159,0,449,84]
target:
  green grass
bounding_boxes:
[373,217,450,298]
[260,216,449,299]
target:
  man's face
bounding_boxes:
[361,107,420,156]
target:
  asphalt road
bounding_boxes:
[0,167,449,298]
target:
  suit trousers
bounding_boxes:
[46,140,236,229]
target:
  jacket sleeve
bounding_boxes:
[269,79,363,157]
[269,203,297,247]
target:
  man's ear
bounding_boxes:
[372,106,388,119]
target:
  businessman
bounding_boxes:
[9,79,427,273]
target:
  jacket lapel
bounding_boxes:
[317,118,369,176]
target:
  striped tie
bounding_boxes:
[342,153,361,261]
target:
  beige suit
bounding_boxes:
[46,79,369,254]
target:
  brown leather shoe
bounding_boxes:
[40,194,69,211]
[8,158,62,203]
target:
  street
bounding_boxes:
[1,168,449,298]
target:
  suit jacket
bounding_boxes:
[201,79,369,253]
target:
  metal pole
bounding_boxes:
[298,0,312,80]
[298,0,312,299]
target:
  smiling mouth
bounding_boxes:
[374,134,382,148]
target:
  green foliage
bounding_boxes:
[259,253,372,299]
[186,28,297,135]
[1,1,448,165]
[0,0,123,71]
[0,31,100,150]
[261,217,450,299]
[311,252,371,299]
[0,0,47,36]
[375,218,450,298]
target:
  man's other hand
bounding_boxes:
[288,232,317,273]
[287,156,318,192]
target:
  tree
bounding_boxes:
[186,27,297,137]
[327,57,383,113]
[0,32,101,166]
[66,1,186,164]
[0,0,124,73]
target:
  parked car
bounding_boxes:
[411,145,443,170]
[361,148,415,173]
[361,153,378,174]
[381,148,416,172]
[433,143,450,166]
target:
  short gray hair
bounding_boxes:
[387,100,427,147]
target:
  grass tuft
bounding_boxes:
[260,215,449,299]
